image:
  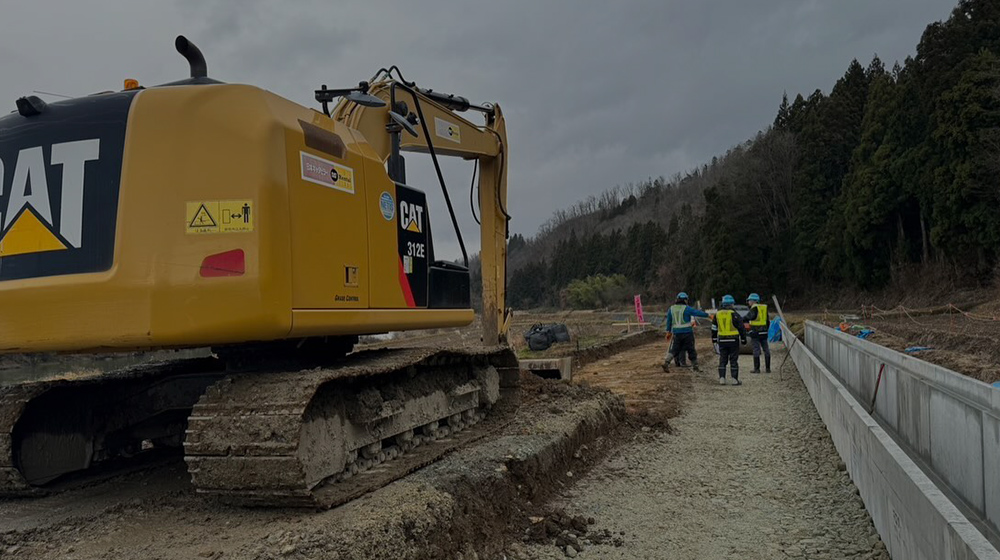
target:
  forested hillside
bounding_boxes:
[505,0,1000,309]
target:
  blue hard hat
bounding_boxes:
[722,295,735,305]
[677,292,689,300]
[748,293,760,302]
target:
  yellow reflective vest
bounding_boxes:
[751,304,768,327]
[716,309,739,337]
[670,304,692,330]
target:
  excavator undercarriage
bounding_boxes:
[1,346,519,507]
[188,346,517,508]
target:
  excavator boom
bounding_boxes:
[331,77,510,344]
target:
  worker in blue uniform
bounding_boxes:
[663,292,709,373]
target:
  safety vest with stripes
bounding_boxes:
[670,304,691,331]
[716,309,739,337]
[751,304,768,327]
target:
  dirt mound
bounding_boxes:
[519,508,624,557]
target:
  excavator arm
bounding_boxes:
[330,79,510,344]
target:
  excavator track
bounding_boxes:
[0,346,518,507]
[0,358,224,496]
[185,346,519,508]
[0,383,49,494]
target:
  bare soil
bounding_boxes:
[572,338,690,428]
[799,303,1000,384]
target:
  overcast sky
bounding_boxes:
[0,0,958,260]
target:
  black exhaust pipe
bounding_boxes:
[175,35,208,79]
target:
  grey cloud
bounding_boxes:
[1,0,958,261]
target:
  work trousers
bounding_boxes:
[667,332,697,366]
[717,340,740,380]
[750,330,771,371]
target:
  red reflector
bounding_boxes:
[200,249,245,277]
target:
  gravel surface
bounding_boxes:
[507,341,889,560]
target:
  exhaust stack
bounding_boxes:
[175,36,208,79]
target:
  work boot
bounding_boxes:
[731,378,742,386]
[751,369,761,374]
[661,361,670,373]
[692,361,701,373]
[753,357,761,372]
[719,376,726,385]
[765,368,772,373]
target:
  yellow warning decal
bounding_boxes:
[186,200,255,234]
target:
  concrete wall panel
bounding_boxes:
[929,390,985,513]
[806,321,998,534]
[983,413,1000,530]
[897,373,932,457]
[785,322,1000,559]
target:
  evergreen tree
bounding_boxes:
[793,61,870,281]
[836,65,907,286]
[774,92,792,130]
[927,49,1000,275]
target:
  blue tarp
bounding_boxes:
[768,317,783,342]
[904,346,933,353]
[858,329,875,339]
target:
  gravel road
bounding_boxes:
[507,341,890,560]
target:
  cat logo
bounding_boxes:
[399,200,424,234]
[0,139,100,256]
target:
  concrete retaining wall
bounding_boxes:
[782,321,1000,559]
[805,321,1000,540]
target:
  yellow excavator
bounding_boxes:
[0,36,516,507]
